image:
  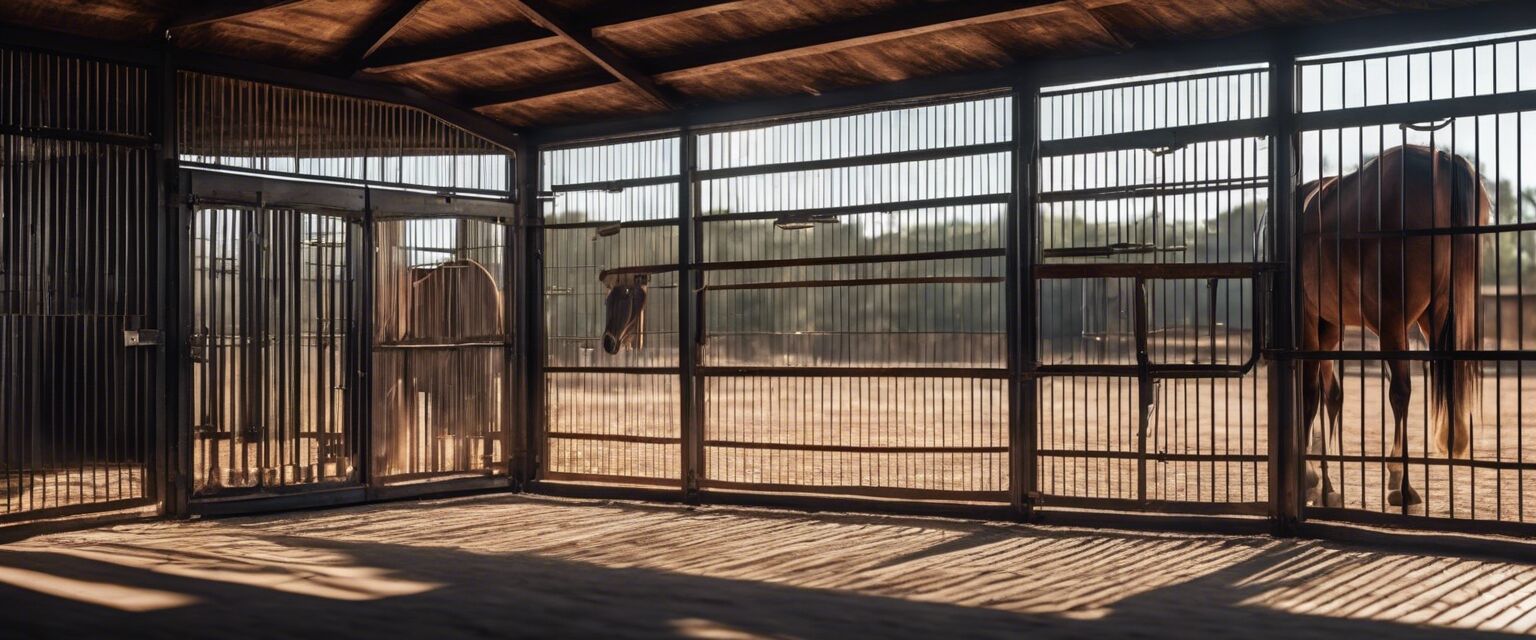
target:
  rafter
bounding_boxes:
[648,0,1078,82]
[335,0,431,72]
[463,72,617,109]
[470,0,1140,109]
[166,0,311,31]
[358,0,749,73]
[505,0,676,109]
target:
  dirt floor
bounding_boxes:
[547,367,1536,521]
[2,494,1535,638]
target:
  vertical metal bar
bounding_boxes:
[357,187,375,486]
[505,148,526,486]
[1268,42,1302,535]
[159,53,189,516]
[1009,80,1040,520]
[522,143,546,486]
[679,129,701,499]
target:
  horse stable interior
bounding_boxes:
[6,0,1536,584]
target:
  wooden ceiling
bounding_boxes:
[0,0,1502,129]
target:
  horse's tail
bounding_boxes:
[1429,153,1485,458]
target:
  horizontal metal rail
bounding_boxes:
[1297,30,1536,65]
[1040,118,1269,157]
[548,432,681,445]
[699,193,1010,223]
[702,276,1003,291]
[1031,362,1257,379]
[1281,349,1536,361]
[179,162,514,199]
[698,479,1009,503]
[0,124,154,147]
[1300,220,1536,240]
[1034,262,1279,279]
[542,471,682,488]
[1039,177,1270,203]
[546,366,682,374]
[548,173,681,194]
[1296,90,1536,131]
[601,247,1005,278]
[1037,449,1268,463]
[542,217,680,230]
[1041,67,1267,97]
[704,441,1009,454]
[696,141,1012,180]
[1039,495,1270,517]
[1307,452,1536,471]
[698,366,1010,379]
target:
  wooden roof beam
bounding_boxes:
[649,0,1098,82]
[165,0,311,31]
[468,0,1140,109]
[463,72,617,109]
[506,0,677,109]
[358,0,749,73]
[335,0,431,73]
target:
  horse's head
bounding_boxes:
[600,273,649,354]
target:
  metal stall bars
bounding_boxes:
[373,203,515,487]
[1293,30,1536,535]
[0,47,160,522]
[1034,65,1274,515]
[540,135,683,488]
[692,95,1013,502]
[183,173,363,498]
[176,72,515,508]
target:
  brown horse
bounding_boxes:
[1300,144,1488,509]
[601,273,649,354]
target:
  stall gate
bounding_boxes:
[1294,32,1536,532]
[186,186,361,496]
[694,97,1012,500]
[541,136,683,487]
[0,48,160,521]
[1033,67,1273,514]
[373,215,511,484]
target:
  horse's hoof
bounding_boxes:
[1305,485,1322,506]
[1322,492,1344,508]
[1388,486,1423,507]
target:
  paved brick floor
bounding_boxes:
[1,495,1533,638]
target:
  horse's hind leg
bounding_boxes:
[1302,358,1324,504]
[1315,320,1346,508]
[1319,360,1345,508]
[1385,356,1423,508]
[1300,304,1328,504]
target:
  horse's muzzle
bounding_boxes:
[602,333,619,354]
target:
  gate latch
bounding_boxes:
[123,329,162,347]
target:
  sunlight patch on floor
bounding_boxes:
[23,540,441,602]
[0,560,198,612]
[1235,546,1536,633]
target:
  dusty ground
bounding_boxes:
[547,367,1536,521]
[2,494,1534,639]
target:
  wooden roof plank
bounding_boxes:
[506,0,676,109]
[347,0,433,65]
[464,72,617,108]
[648,0,1089,81]
[166,0,312,31]
[470,0,1141,108]
[361,22,557,72]
[359,0,747,73]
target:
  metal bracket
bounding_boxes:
[123,329,162,347]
